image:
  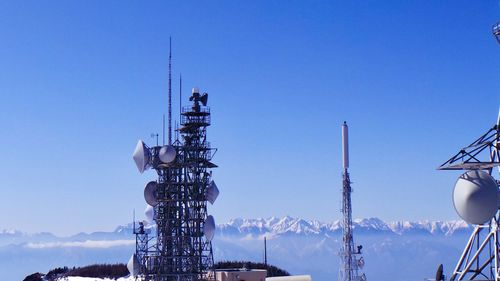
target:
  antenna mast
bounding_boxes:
[179,74,182,122]
[168,37,172,145]
[339,122,366,281]
[264,236,268,267]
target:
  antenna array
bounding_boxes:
[129,44,219,281]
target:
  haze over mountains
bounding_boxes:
[5,217,472,281]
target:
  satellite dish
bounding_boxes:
[435,264,444,281]
[159,145,176,163]
[133,140,151,173]
[357,257,365,269]
[453,170,499,225]
[127,254,140,277]
[200,93,208,106]
[144,181,158,206]
[206,180,219,205]
[145,205,155,223]
[189,88,208,107]
[493,21,500,44]
[204,215,216,241]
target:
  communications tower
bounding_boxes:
[438,113,500,281]
[432,21,500,281]
[131,87,219,281]
[339,122,366,281]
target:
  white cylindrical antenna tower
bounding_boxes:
[342,121,349,170]
[339,121,366,281]
[168,37,172,145]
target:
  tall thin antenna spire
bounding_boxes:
[168,37,172,145]
[175,121,179,141]
[179,74,182,121]
[264,236,268,267]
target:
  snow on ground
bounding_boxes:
[60,276,134,281]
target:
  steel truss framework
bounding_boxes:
[134,221,152,275]
[137,96,216,281]
[339,169,366,281]
[439,115,500,281]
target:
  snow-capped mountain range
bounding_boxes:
[215,216,472,237]
[5,217,474,281]
[0,217,472,248]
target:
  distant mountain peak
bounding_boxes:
[216,216,472,237]
[0,216,472,245]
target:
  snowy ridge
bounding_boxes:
[0,217,472,246]
[60,277,134,281]
[216,216,472,237]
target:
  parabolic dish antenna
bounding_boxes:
[127,254,140,277]
[159,145,176,163]
[435,264,444,281]
[358,257,365,269]
[145,205,155,223]
[453,170,499,225]
[494,21,500,44]
[204,215,216,241]
[144,181,158,206]
[206,180,219,205]
[133,140,151,173]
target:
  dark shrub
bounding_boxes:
[66,263,129,279]
[23,272,43,281]
[214,260,290,277]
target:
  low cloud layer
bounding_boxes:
[24,239,135,249]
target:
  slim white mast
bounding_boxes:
[339,122,366,281]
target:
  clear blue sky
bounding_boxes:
[0,1,499,236]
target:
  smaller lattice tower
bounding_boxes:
[339,122,366,281]
[133,220,150,275]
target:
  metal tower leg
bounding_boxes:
[450,218,500,281]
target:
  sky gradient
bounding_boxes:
[0,1,499,235]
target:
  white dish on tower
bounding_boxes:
[453,170,499,225]
[145,205,155,223]
[127,254,140,277]
[206,180,219,204]
[144,181,158,206]
[159,145,176,163]
[204,215,216,241]
[133,140,151,173]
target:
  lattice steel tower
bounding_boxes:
[438,113,500,281]
[430,21,500,281]
[339,122,366,281]
[131,87,219,281]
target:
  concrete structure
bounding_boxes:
[266,275,312,281]
[215,269,267,281]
